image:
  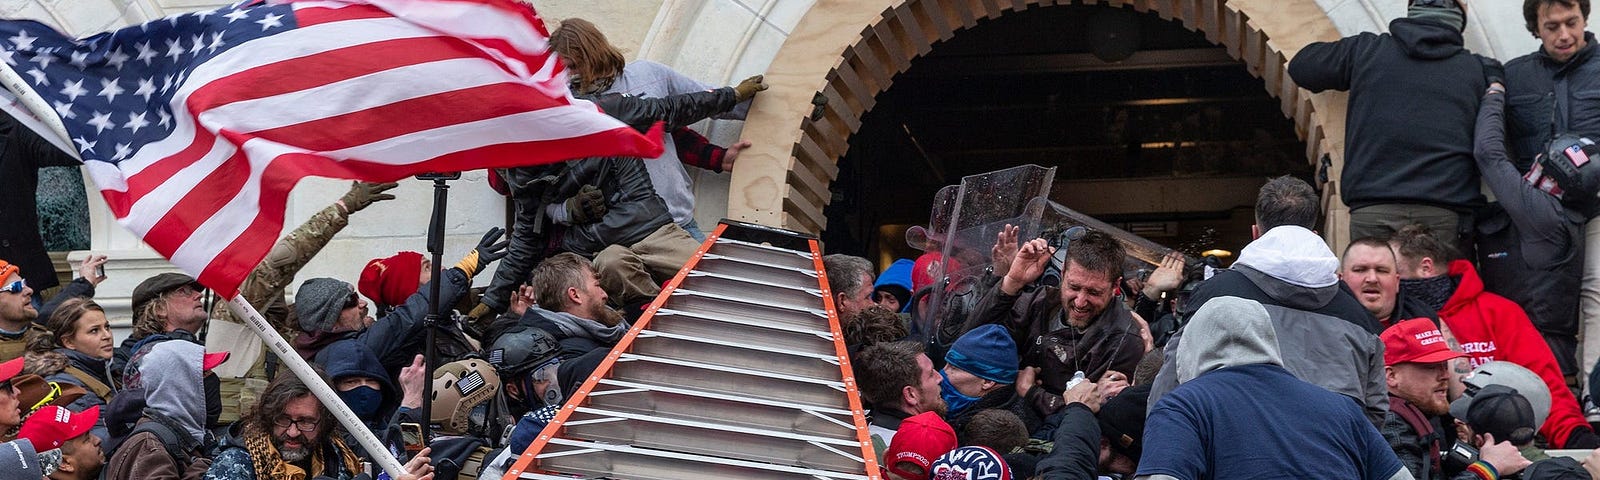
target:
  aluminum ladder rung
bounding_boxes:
[635,329,839,363]
[698,252,818,276]
[591,378,855,417]
[615,353,846,389]
[510,221,879,480]
[652,307,834,338]
[669,288,828,318]
[684,270,825,296]
[526,438,871,480]
[570,406,859,448]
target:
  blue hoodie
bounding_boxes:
[873,259,915,312]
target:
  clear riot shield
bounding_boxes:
[1020,197,1190,269]
[909,165,1056,362]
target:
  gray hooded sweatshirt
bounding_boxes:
[1174,296,1283,384]
[141,340,208,444]
[1138,297,1414,480]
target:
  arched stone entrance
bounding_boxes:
[727,0,1355,246]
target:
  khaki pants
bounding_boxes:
[593,223,701,306]
[1349,203,1462,247]
[1580,219,1600,399]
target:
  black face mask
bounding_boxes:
[204,373,222,428]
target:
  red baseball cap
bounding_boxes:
[1382,318,1465,366]
[18,405,99,451]
[0,357,25,384]
[202,351,231,372]
[884,411,958,479]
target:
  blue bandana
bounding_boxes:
[940,370,981,416]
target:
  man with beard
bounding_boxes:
[112,273,209,381]
[1380,318,1524,479]
[1391,224,1600,448]
[206,370,434,480]
[491,253,630,359]
[973,229,1145,418]
[21,405,106,480]
[854,341,946,458]
[291,227,505,377]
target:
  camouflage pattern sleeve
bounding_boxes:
[211,204,351,324]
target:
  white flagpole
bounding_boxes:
[225,296,408,478]
[0,54,79,159]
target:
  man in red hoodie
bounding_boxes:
[1391,224,1600,448]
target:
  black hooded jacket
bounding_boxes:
[483,87,740,312]
[1288,17,1494,212]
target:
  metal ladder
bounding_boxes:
[504,221,881,480]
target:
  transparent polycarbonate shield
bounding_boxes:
[910,164,1056,351]
[1020,197,1190,270]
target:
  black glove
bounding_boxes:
[564,185,607,224]
[455,227,509,277]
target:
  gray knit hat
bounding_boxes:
[295,278,355,333]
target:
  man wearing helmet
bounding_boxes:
[1475,80,1595,398]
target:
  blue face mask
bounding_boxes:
[939,370,980,416]
[339,386,384,420]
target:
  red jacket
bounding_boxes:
[1439,260,1586,447]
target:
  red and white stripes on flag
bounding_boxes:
[59,0,664,297]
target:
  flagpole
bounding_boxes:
[0,55,79,158]
[225,295,408,478]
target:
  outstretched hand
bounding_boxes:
[78,254,109,286]
[399,355,425,409]
[990,224,1019,279]
[1000,238,1053,295]
[1143,251,1186,299]
[339,181,399,214]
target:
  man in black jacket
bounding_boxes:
[483,82,761,314]
[0,111,81,298]
[1502,0,1600,409]
[1032,382,1149,480]
[1287,0,1492,249]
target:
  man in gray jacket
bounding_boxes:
[1148,176,1388,425]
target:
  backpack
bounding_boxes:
[125,420,195,468]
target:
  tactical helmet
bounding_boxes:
[486,326,562,377]
[1537,134,1600,218]
[430,358,502,436]
[1460,361,1551,430]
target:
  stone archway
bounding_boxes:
[727,0,1356,246]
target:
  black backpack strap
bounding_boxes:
[129,421,193,468]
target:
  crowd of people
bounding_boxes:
[4,0,1600,479]
[833,2,1600,479]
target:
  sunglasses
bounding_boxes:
[0,280,25,295]
[342,292,360,310]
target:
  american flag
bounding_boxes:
[0,0,665,298]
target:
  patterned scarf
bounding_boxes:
[241,423,361,480]
[1400,275,1457,313]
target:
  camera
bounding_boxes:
[1441,441,1479,473]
